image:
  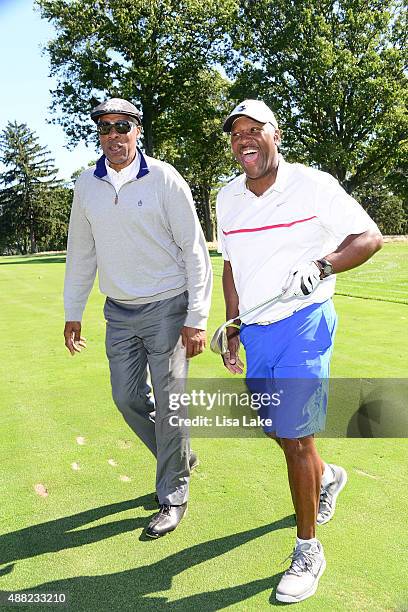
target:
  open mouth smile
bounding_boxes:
[240,147,259,164]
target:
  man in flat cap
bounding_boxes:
[64,98,212,538]
[216,99,383,602]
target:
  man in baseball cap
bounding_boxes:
[216,98,383,603]
[223,99,278,133]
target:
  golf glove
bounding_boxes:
[283,261,321,297]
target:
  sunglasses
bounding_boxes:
[97,120,135,135]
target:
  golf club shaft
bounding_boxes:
[224,290,285,328]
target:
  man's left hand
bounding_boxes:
[283,261,321,297]
[181,326,206,358]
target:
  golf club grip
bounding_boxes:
[210,291,285,355]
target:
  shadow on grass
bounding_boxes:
[0,256,66,265]
[0,493,157,566]
[0,495,295,610]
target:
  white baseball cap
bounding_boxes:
[223,99,278,133]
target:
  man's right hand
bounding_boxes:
[64,321,87,356]
[222,327,244,374]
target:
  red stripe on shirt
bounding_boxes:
[222,215,318,236]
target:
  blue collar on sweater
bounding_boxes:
[94,148,150,180]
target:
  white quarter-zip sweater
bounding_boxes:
[64,150,212,329]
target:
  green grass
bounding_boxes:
[334,242,408,304]
[0,244,407,611]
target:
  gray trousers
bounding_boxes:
[104,292,190,505]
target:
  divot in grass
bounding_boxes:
[71,462,81,471]
[76,436,86,445]
[34,484,48,497]
[108,459,118,466]
[119,475,131,482]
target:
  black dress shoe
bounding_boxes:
[145,503,187,538]
[189,451,199,471]
[154,452,199,504]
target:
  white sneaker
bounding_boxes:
[317,464,348,525]
[276,540,326,603]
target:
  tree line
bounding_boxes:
[1,0,406,254]
[0,122,72,254]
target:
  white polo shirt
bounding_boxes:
[216,156,379,324]
[105,152,140,192]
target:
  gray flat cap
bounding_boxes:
[91,98,141,123]
[223,99,278,133]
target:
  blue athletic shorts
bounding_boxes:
[240,299,338,439]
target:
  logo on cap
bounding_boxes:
[237,104,247,111]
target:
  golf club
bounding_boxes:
[210,290,285,355]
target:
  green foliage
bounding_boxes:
[0,122,69,254]
[35,0,241,238]
[34,0,408,236]
[35,0,239,155]
[39,186,73,251]
[355,137,408,234]
[70,160,97,187]
[356,180,407,235]
[232,0,407,194]
[155,70,236,240]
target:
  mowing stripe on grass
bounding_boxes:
[334,292,408,305]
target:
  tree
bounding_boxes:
[0,122,62,254]
[36,0,239,156]
[69,160,98,188]
[384,143,408,233]
[38,185,73,251]
[155,70,236,240]
[355,179,407,234]
[231,0,407,194]
[354,141,408,234]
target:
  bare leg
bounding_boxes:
[267,433,295,506]
[279,435,323,539]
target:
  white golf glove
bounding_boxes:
[283,261,321,297]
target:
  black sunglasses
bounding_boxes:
[97,120,135,135]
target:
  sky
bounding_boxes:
[0,0,96,181]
